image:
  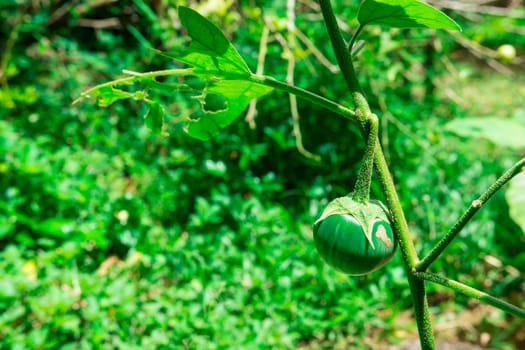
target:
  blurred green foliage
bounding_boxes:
[1,0,524,349]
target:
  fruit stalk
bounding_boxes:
[353,113,378,204]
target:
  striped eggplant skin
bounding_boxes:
[313,211,396,276]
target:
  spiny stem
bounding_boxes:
[373,143,419,267]
[417,157,525,271]
[407,274,435,348]
[372,142,436,349]
[415,272,525,319]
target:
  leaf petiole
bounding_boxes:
[415,272,525,319]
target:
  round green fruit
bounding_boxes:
[497,44,516,63]
[313,199,396,276]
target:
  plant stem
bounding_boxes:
[76,68,358,125]
[317,0,368,124]
[250,75,356,121]
[407,274,436,348]
[348,25,364,53]
[417,157,525,271]
[415,272,525,319]
[0,5,24,87]
[353,114,378,203]
[373,144,419,266]
[373,142,435,350]
[73,68,195,104]
[317,1,435,348]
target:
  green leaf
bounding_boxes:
[177,6,250,76]
[144,102,165,135]
[76,8,273,140]
[358,0,461,31]
[84,85,135,107]
[445,117,525,150]
[179,6,229,55]
[37,218,75,238]
[506,173,525,234]
[186,80,272,140]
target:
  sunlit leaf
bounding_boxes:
[179,6,229,55]
[186,80,272,140]
[144,102,165,135]
[358,0,461,31]
[76,7,273,140]
[177,6,250,76]
[37,218,76,238]
[506,173,525,234]
[89,86,134,107]
[445,117,525,150]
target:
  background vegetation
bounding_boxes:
[1,0,524,349]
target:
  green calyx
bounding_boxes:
[314,195,390,249]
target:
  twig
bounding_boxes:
[0,7,24,87]
[415,272,525,319]
[428,0,525,19]
[288,0,320,161]
[417,157,525,271]
[46,0,119,27]
[268,1,321,161]
[294,29,339,73]
[449,32,513,75]
[76,18,121,29]
[372,85,431,160]
[245,24,270,129]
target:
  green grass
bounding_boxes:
[1,1,524,348]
